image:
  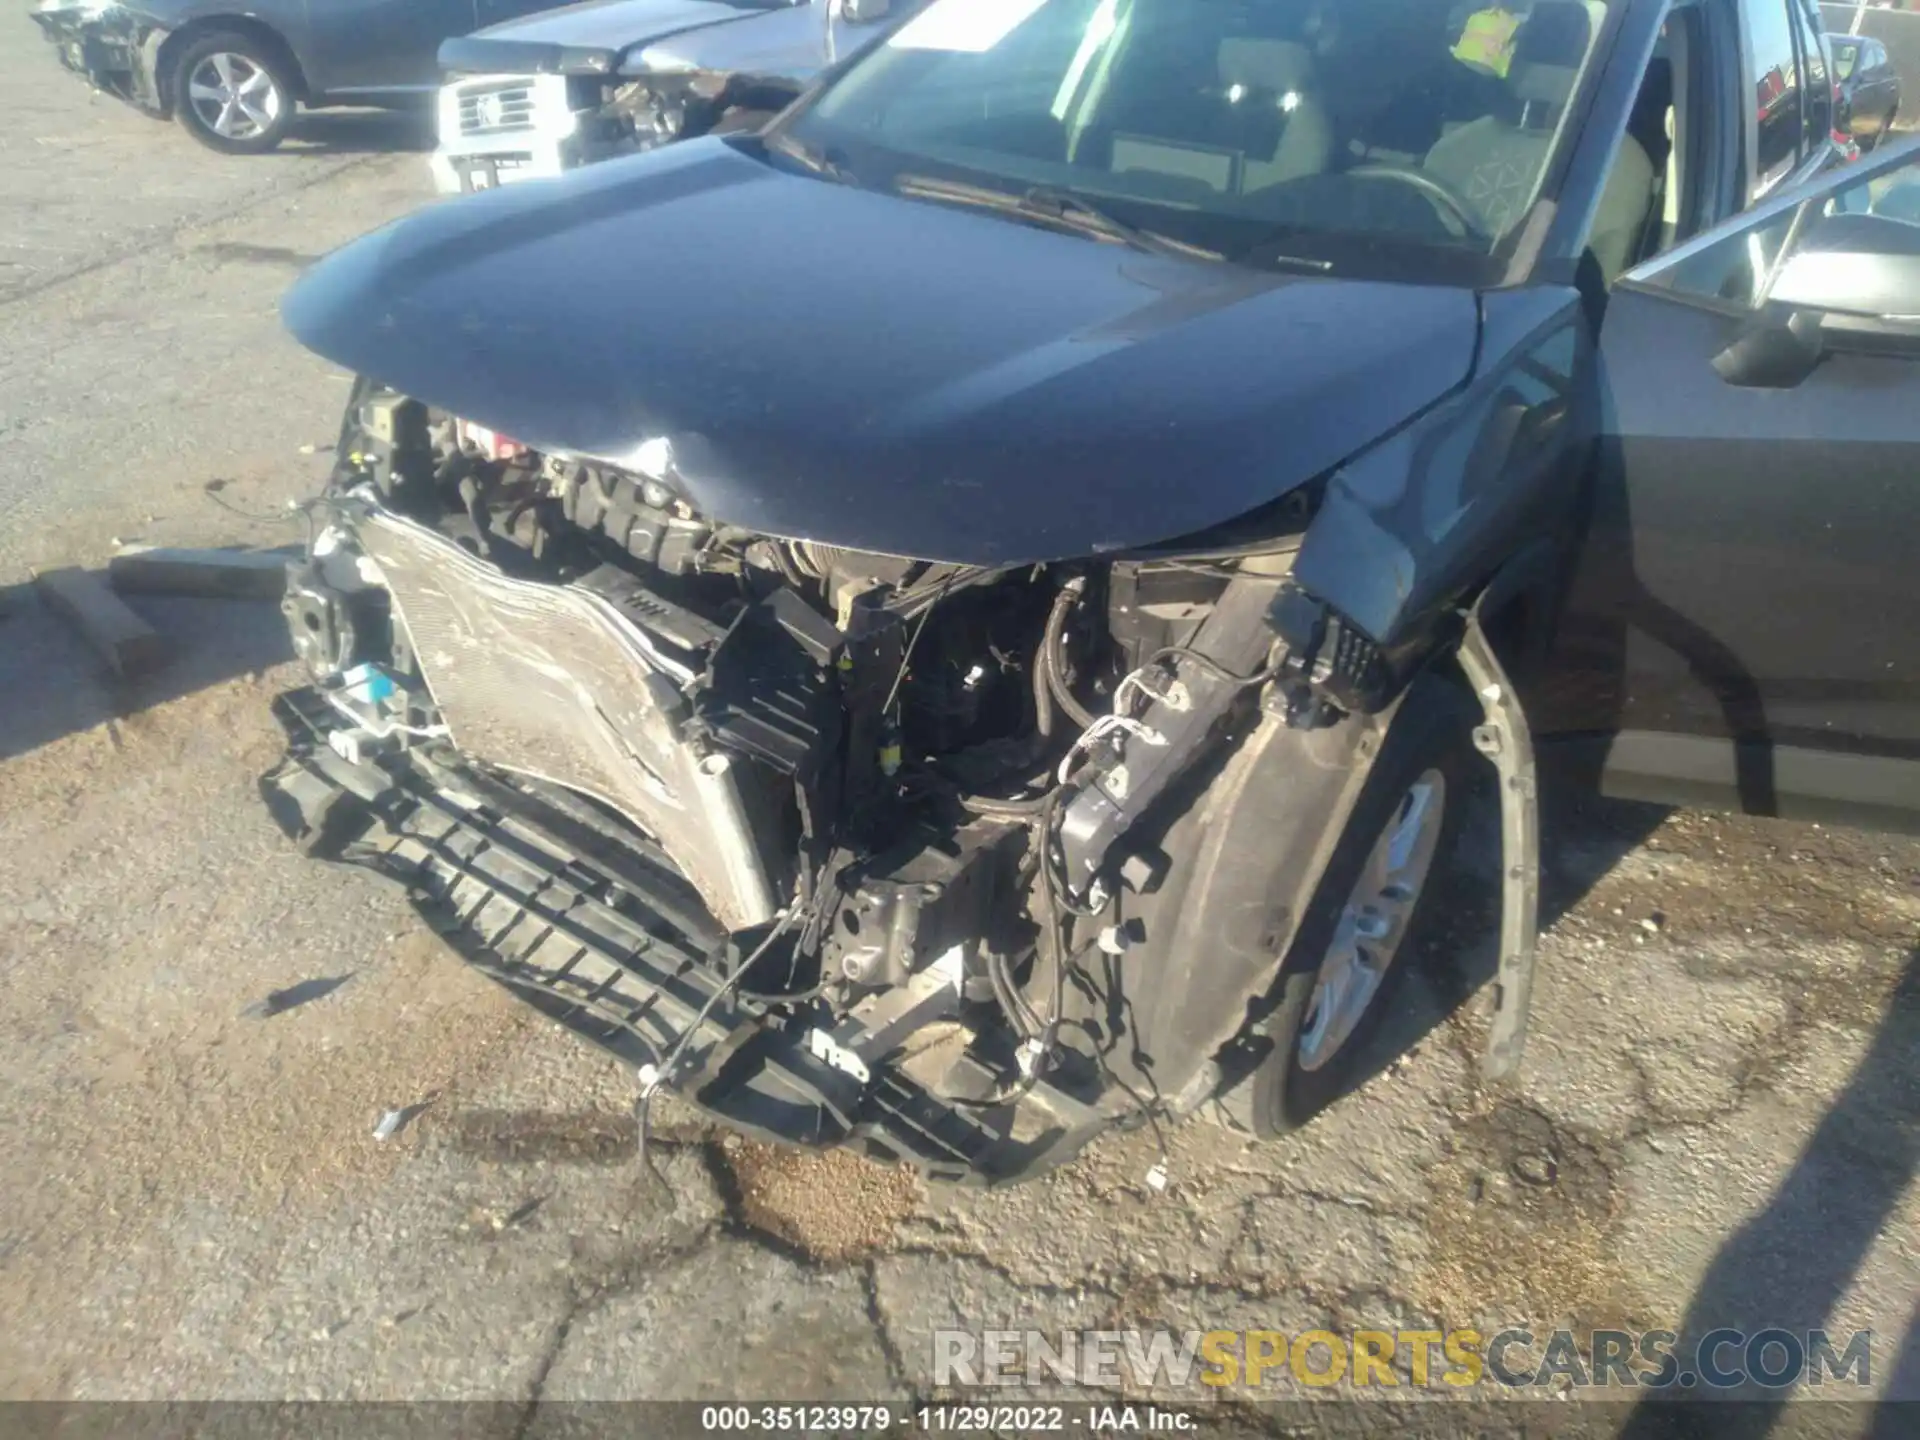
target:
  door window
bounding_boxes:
[1789,0,1830,147]
[1745,0,1802,191]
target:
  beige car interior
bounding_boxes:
[1078,0,1693,282]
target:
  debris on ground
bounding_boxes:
[460,1197,544,1233]
[242,973,353,1020]
[372,1106,421,1142]
[32,566,167,677]
[109,544,294,600]
[719,1139,917,1261]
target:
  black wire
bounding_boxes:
[883,575,953,715]
[949,786,1080,1108]
[1071,1014,1175,1178]
[632,1087,676,1208]
[631,907,800,1199]
[889,565,999,618]
[651,908,800,1085]
[202,483,299,526]
[1145,645,1284,689]
[987,947,1039,1040]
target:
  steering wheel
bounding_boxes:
[1347,163,1491,243]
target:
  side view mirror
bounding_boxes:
[1716,209,1920,388]
[1712,306,1827,389]
[840,0,892,21]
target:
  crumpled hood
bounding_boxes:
[282,139,1480,565]
[441,0,788,75]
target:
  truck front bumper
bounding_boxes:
[32,4,170,114]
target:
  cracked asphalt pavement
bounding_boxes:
[1,12,1916,1421]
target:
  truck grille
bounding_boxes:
[456,82,537,137]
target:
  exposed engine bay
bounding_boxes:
[263,380,1428,1183]
[561,71,798,169]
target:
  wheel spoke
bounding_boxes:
[238,95,273,128]
[188,80,225,106]
[1296,767,1449,1073]
[238,67,273,100]
[212,53,237,88]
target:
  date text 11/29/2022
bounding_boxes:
[698,1404,1199,1432]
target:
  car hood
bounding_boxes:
[441,0,789,76]
[282,140,1480,565]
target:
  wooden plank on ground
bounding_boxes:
[34,568,168,677]
[108,545,293,600]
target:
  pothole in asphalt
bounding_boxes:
[1417,1098,1647,1335]
[714,1138,919,1263]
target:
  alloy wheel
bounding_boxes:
[1295,768,1448,1072]
[187,52,284,142]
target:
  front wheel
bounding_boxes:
[172,33,295,155]
[1225,678,1475,1136]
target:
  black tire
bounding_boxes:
[1229,677,1477,1137]
[170,31,296,155]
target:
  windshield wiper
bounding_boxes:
[1019,186,1224,260]
[762,130,860,186]
[893,174,1222,262]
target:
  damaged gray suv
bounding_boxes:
[262,0,1920,1183]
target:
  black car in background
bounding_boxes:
[31,0,565,154]
[1831,32,1903,147]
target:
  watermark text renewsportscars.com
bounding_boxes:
[931,1328,1876,1391]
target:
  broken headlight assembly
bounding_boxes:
[565,75,720,165]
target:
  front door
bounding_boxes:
[304,0,479,97]
[1537,134,1920,830]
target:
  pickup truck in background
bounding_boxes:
[430,0,915,194]
[268,0,1914,1187]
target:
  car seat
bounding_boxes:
[1220,39,1335,192]
[1423,0,1655,276]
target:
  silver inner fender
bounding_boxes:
[354,506,779,931]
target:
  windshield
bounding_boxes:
[779,0,1617,282]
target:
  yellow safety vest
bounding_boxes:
[1452,7,1522,78]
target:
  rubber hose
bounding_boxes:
[1044,586,1098,730]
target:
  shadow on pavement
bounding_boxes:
[278,106,434,157]
[1348,770,1669,1096]
[1874,1305,1920,1423]
[1618,945,1920,1435]
[0,576,292,764]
